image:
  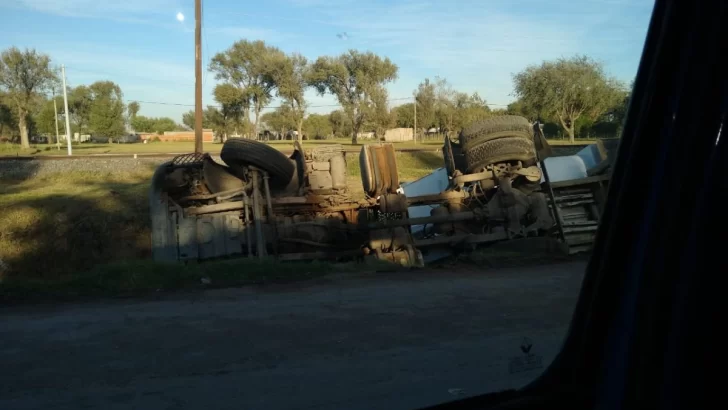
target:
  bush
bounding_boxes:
[150,136,161,142]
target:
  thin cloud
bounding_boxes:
[52,49,192,86]
[211,27,288,43]
[14,0,179,22]
[287,0,651,104]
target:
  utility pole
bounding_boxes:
[194,0,203,153]
[413,96,417,145]
[61,65,72,156]
[52,88,60,150]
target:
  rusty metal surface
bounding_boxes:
[374,146,392,192]
[379,193,408,214]
[149,131,607,267]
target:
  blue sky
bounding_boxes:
[1,0,654,122]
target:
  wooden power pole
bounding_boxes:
[52,88,60,149]
[413,96,417,145]
[194,0,203,153]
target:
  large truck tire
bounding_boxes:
[460,115,533,148]
[220,138,295,188]
[463,137,537,172]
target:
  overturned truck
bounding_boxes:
[150,116,610,267]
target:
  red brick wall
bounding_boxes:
[140,130,214,142]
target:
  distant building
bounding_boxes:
[383,128,414,142]
[140,129,214,142]
[356,131,375,140]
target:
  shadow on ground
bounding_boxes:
[0,163,157,280]
[0,159,40,182]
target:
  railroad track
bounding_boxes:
[0,144,587,161]
[0,146,446,161]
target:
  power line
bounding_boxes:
[127,96,511,109]
[128,97,412,109]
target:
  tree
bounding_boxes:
[182,108,214,130]
[0,47,58,148]
[127,101,140,118]
[505,100,536,119]
[309,50,398,143]
[328,109,352,138]
[151,117,178,134]
[209,40,284,138]
[181,110,194,130]
[35,96,63,137]
[130,115,180,134]
[271,53,309,142]
[130,115,155,133]
[261,105,296,136]
[127,101,140,129]
[88,81,125,137]
[303,113,332,139]
[434,76,456,131]
[212,83,248,140]
[0,93,17,140]
[453,92,491,130]
[69,85,93,134]
[512,55,624,143]
[415,78,436,129]
[391,103,415,128]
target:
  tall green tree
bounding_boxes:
[391,103,415,128]
[127,101,140,129]
[150,117,178,134]
[309,50,398,143]
[303,113,332,139]
[0,47,58,148]
[130,115,155,133]
[261,105,297,136]
[127,101,140,118]
[271,53,309,142]
[212,83,248,140]
[35,96,63,137]
[328,109,352,138]
[415,78,436,129]
[434,77,456,131]
[182,108,214,130]
[69,85,93,134]
[512,55,624,143]
[209,40,284,138]
[88,81,125,137]
[0,100,15,139]
[453,92,491,130]
[130,115,180,134]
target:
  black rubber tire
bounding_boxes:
[220,138,295,187]
[461,115,533,148]
[464,137,537,172]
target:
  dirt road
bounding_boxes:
[0,261,586,410]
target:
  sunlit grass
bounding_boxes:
[0,137,596,157]
[0,152,437,290]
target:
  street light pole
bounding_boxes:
[194,0,203,153]
[61,65,72,156]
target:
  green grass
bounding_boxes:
[0,139,445,157]
[0,137,596,157]
[0,151,437,299]
[0,169,155,281]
